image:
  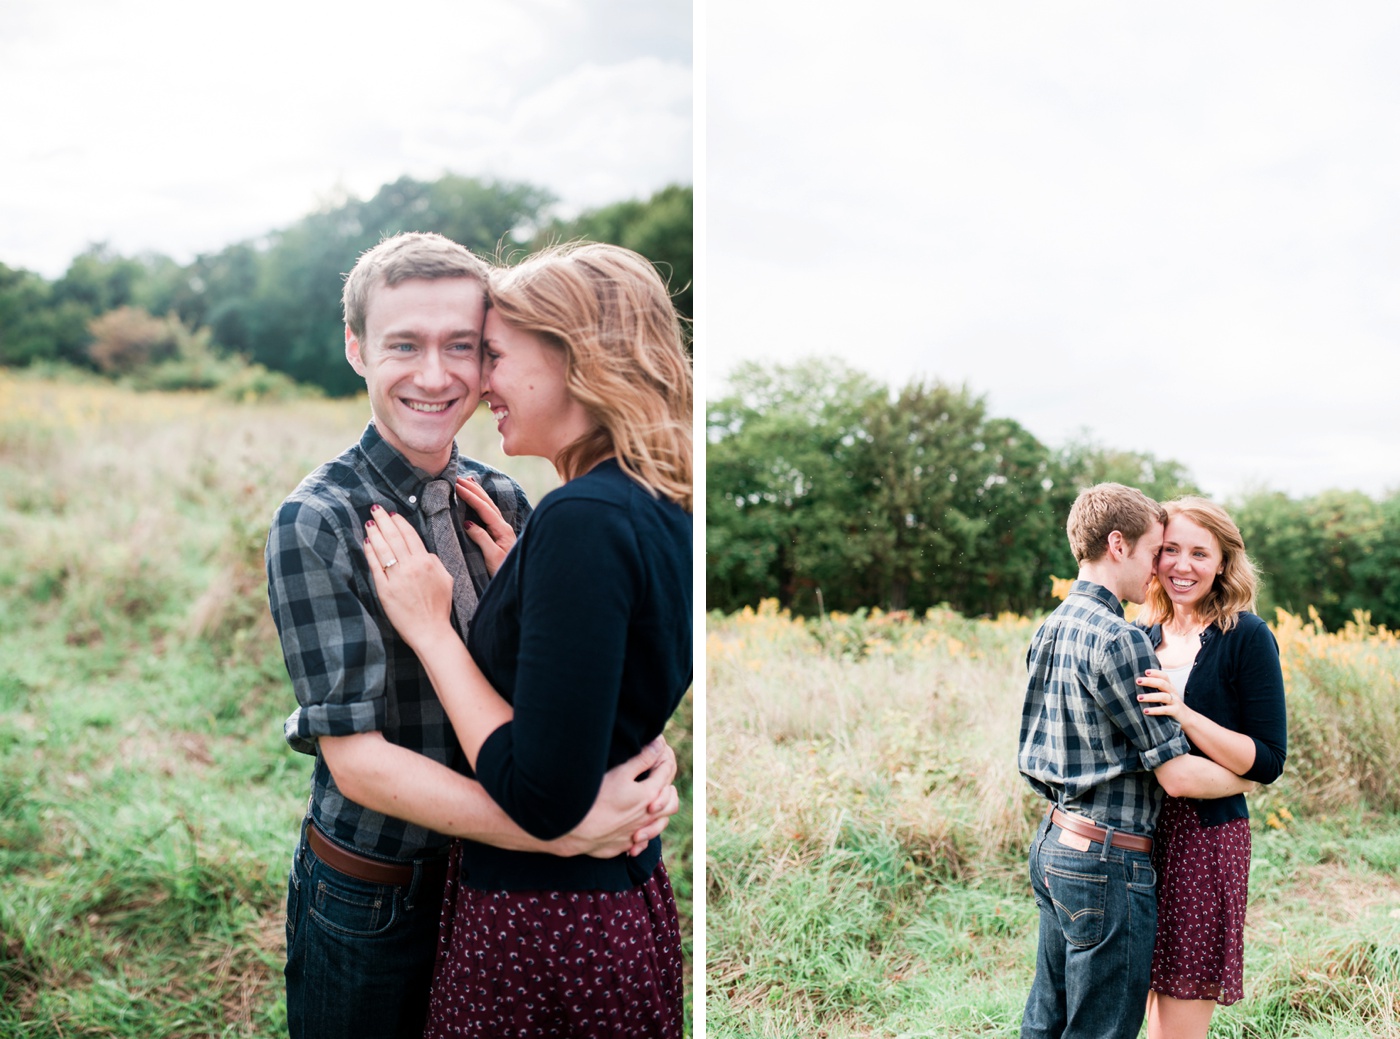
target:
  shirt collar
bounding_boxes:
[358,421,459,514]
[1066,579,1125,618]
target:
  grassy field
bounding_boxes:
[706,601,1400,1038]
[0,371,694,1037]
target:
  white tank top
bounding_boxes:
[1159,660,1193,693]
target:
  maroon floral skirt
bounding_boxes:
[1150,795,1251,1005]
[422,844,684,1038]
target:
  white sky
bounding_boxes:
[0,0,691,278]
[7,2,1398,501]
[706,2,1400,501]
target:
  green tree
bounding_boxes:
[1306,490,1384,628]
[706,358,883,612]
[1236,490,1324,623]
[960,416,1065,616]
[1234,488,1400,630]
[1054,433,1202,503]
[238,175,556,395]
[537,185,692,320]
[707,362,1070,617]
[52,244,145,314]
[1350,491,1400,629]
[0,263,60,366]
[851,381,993,611]
[1,175,688,397]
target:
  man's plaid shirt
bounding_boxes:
[266,422,531,860]
[1017,581,1192,837]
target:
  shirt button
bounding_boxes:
[408,495,417,505]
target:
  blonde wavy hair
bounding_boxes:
[487,242,693,512]
[1139,496,1259,633]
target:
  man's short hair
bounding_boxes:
[342,232,490,340]
[1066,482,1167,564]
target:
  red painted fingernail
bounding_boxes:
[366,519,375,527]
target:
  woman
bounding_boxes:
[362,241,692,1038]
[1134,497,1288,1039]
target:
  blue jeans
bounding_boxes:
[1021,814,1158,1039]
[284,820,447,1039]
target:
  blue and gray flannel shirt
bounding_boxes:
[1018,580,1192,837]
[266,421,530,859]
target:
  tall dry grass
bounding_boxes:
[706,599,1400,1038]
[709,604,1040,883]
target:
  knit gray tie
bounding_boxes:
[421,479,478,637]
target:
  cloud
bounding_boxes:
[0,0,691,276]
[707,2,1400,498]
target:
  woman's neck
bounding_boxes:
[1166,608,1207,635]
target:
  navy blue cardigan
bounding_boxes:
[463,459,692,891]
[1142,611,1288,826]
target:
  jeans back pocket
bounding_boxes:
[1043,863,1108,948]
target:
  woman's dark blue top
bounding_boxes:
[1142,610,1288,827]
[463,459,692,891]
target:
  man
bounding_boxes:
[1017,483,1255,1039]
[266,232,677,1039]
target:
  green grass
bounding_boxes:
[706,604,1400,1038]
[0,372,693,1036]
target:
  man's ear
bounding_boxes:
[1105,530,1126,560]
[346,326,367,376]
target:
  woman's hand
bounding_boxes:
[456,476,517,578]
[548,736,682,859]
[1137,669,1196,723]
[364,504,455,650]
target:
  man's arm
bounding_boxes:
[321,731,678,857]
[1153,752,1258,799]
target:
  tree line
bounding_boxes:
[0,176,692,397]
[707,358,1400,631]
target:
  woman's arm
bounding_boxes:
[1137,619,1288,782]
[321,730,675,856]
[362,505,677,851]
[1136,670,1259,775]
[1231,621,1288,783]
[463,497,651,840]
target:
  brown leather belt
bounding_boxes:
[1050,808,1153,853]
[307,822,448,887]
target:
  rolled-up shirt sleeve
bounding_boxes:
[266,496,387,754]
[1093,627,1192,771]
